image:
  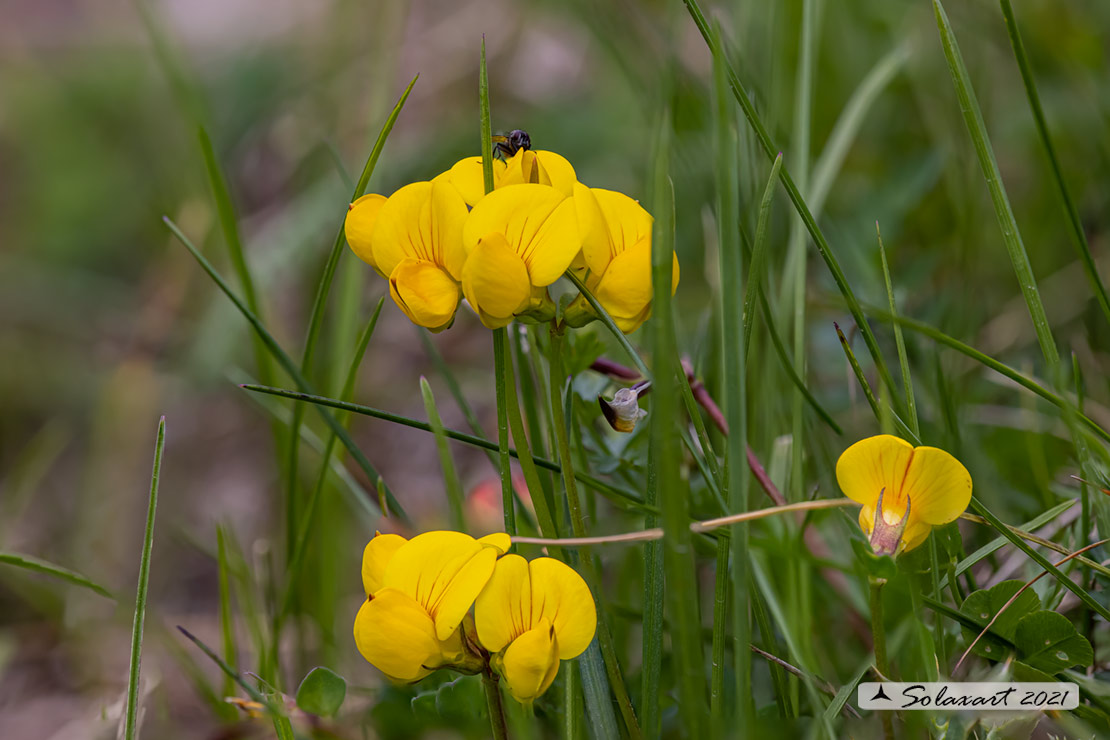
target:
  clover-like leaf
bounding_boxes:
[958,580,1041,660]
[1013,610,1093,673]
[295,666,347,718]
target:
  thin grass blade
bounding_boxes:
[122,417,166,740]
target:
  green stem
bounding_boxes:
[494,330,518,536]
[869,576,893,739]
[548,328,641,739]
[483,668,510,740]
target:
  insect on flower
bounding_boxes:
[492,129,531,160]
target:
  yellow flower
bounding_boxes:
[475,555,596,704]
[563,185,679,333]
[343,177,469,332]
[460,184,581,329]
[353,530,510,682]
[447,149,577,207]
[836,435,972,556]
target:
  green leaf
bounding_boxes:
[295,666,347,718]
[959,580,1041,659]
[1013,611,1093,673]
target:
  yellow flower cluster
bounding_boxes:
[344,145,678,333]
[354,530,596,704]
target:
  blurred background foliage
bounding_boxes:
[1,0,1109,737]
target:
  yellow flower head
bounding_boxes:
[447,149,577,207]
[344,177,469,332]
[564,184,679,333]
[836,435,972,556]
[475,555,597,704]
[354,530,510,682]
[460,183,581,329]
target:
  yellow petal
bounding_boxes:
[383,531,502,642]
[534,151,577,197]
[902,446,973,525]
[835,435,915,514]
[345,194,386,270]
[475,554,531,654]
[497,620,560,704]
[477,532,511,554]
[372,181,468,278]
[463,184,581,287]
[361,532,407,596]
[586,188,654,268]
[447,156,507,207]
[461,233,532,329]
[573,183,613,276]
[388,259,460,331]
[528,557,596,660]
[353,590,440,682]
[837,435,972,531]
[429,178,470,280]
[594,235,653,327]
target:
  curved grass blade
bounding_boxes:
[933,0,1058,366]
[877,225,919,437]
[285,75,418,554]
[0,552,113,599]
[998,0,1110,328]
[861,304,1110,447]
[712,23,752,730]
[123,417,165,740]
[277,298,385,632]
[164,217,410,524]
[808,43,910,217]
[682,0,899,402]
[421,377,467,530]
[969,498,1110,622]
[743,152,782,358]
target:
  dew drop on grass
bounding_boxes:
[980,612,990,619]
[1056,651,1068,661]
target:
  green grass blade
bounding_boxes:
[279,298,385,626]
[0,552,113,599]
[998,0,1110,328]
[752,280,842,434]
[682,0,898,401]
[712,21,752,731]
[421,377,467,530]
[968,497,1110,622]
[285,75,418,554]
[177,626,267,704]
[650,114,706,734]
[808,43,910,216]
[216,526,238,708]
[751,557,834,737]
[123,416,166,740]
[877,225,919,436]
[743,152,782,358]
[835,323,920,445]
[163,216,410,524]
[932,0,1059,366]
[419,330,498,470]
[861,304,1110,447]
[238,384,649,513]
[563,271,651,379]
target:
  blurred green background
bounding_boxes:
[1,0,1108,737]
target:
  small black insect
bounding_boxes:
[492,129,531,160]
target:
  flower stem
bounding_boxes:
[547,326,641,739]
[869,576,893,739]
[482,668,510,740]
